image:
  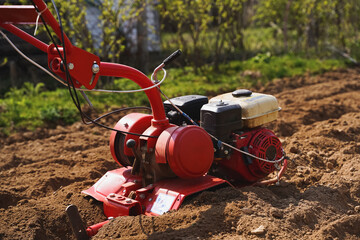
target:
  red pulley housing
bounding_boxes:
[110,113,214,181]
[109,113,152,167]
[155,125,214,179]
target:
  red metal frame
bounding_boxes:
[0,6,42,25]
[0,1,169,137]
[83,168,227,216]
[82,168,227,236]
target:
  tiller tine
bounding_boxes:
[65,205,89,240]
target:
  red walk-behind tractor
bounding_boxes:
[0,1,288,239]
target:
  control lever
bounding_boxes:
[126,139,142,175]
[151,49,182,82]
[162,49,182,66]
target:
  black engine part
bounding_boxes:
[200,101,243,142]
[164,95,208,125]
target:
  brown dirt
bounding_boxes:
[0,68,360,240]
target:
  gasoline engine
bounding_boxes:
[72,53,288,236]
[108,88,285,186]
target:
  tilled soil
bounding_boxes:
[0,68,359,240]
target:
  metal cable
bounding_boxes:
[0,31,167,94]
[0,29,158,138]
[0,30,68,86]
[156,81,285,164]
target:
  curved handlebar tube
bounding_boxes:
[100,62,168,125]
[0,1,169,130]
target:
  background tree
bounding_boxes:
[158,0,248,72]
[158,0,212,73]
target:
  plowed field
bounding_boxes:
[0,68,359,240]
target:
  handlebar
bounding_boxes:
[163,49,182,66]
[151,49,182,82]
[0,0,171,129]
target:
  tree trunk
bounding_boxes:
[335,1,346,49]
[9,60,18,87]
[306,0,319,50]
[283,0,292,52]
[136,4,149,74]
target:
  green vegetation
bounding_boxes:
[158,0,359,70]
[1,0,358,135]
[0,55,346,136]
[0,83,79,135]
[43,0,145,63]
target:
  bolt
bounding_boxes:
[148,198,152,202]
[139,194,146,199]
[122,189,126,193]
[224,150,229,155]
[126,199,132,203]
[92,61,100,74]
[68,63,74,70]
[109,193,116,198]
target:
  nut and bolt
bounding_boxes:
[92,61,100,74]
[148,198,152,202]
[68,63,74,70]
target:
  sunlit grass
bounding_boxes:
[0,53,346,136]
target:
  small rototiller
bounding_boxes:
[0,1,288,239]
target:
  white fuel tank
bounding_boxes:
[209,89,281,128]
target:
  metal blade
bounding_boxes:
[65,204,89,240]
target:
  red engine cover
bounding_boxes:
[247,128,283,179]
[155,125,214,179]
[217,128,283,183]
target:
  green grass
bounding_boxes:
[0,83,79,135]
[0,54,347,136]
[243,27,283,54]
[238,53,346,83]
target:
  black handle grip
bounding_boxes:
[126,139,136,148]
[163,49,182,66]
